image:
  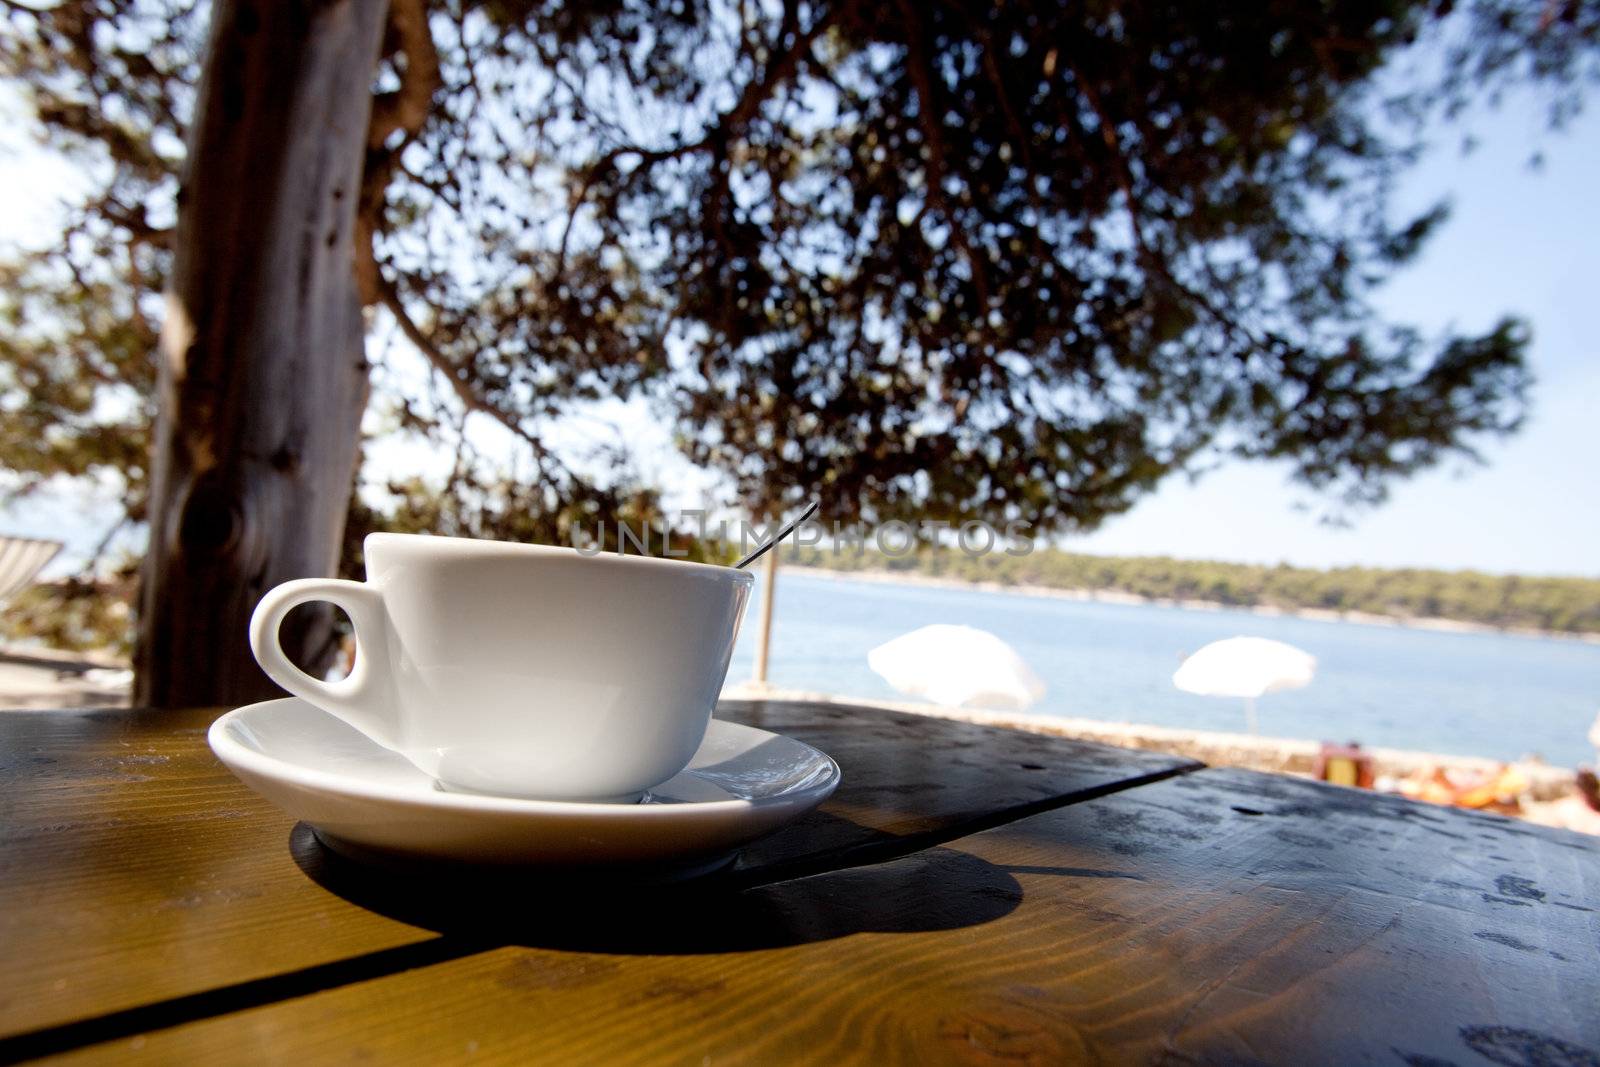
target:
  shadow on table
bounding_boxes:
[290,818,1026,955]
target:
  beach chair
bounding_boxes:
[0,535,63,608]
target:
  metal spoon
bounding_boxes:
[735,501,819,569]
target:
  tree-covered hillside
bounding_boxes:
[795,549,1600,636]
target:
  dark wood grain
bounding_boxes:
[0,699,1193,1046]
[43,767,1596,1066]
[724,698,1198,878]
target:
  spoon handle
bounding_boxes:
[736,501,820,569]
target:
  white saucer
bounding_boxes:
[209,698,840,874]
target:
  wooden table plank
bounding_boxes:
[0,707,438,1044]
[722,699,1197,878]
[44,767,1596,1066]
[0,700,1194,1046]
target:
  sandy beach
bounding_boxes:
[720,682,1599,835]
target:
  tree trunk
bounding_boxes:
[135,0,390,708]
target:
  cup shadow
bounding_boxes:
[290,820,1025,955]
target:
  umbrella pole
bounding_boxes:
[1244,696,1258,735]
[752,549,778,688]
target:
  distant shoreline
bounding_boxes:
[721,684,1581,791]
[783,565,1600,645]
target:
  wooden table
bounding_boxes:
[2,699,1596,1065]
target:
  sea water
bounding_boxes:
[726,571,1600,768]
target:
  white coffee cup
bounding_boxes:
[248,532,754,801]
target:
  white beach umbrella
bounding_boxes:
[1172,636,1316,734]
[868,624,1046,711]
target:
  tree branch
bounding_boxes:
[1063,60,1276,359]
[561,0,836,273]
[367,0,441,151]
[1069,59,1155,263]
[377,275,570,482]
[896,0,992,311]
[356,0,442,305]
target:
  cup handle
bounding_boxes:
[249,578,399,748]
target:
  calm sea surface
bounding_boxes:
[725,571,1600,768]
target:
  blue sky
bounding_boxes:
[1070,94,1600,576]
[1,82,1596,578]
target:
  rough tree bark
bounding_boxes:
[135,0,391,707]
